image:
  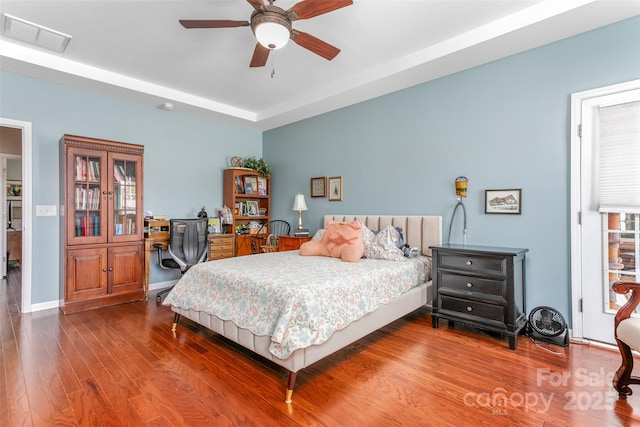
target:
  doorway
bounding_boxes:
[570,80,640,344]
[0,120,32,313]
[4,156,22,276]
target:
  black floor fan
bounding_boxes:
[526,306,569,346]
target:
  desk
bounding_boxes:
[144,233,234,300]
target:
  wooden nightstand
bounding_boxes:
[208,234,234,260]
[278,235,312,252]
[430,244,528,350]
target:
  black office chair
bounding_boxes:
[155,218,209,302]
[251,220,291,254]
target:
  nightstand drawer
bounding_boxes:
[439,254,506,275]
[210,241,233,251]
[439,272,506,297]
[441,295,505,323]
[209,251,231,260]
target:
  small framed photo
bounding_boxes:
[485,189,522,214]
[328,176,343,201]
[234,176,244,194]
[246,200,259,216]
[310,177,326,198]
[244,176,257,195]
[257,176,267,195]
[6,181,22,200]
[208,217,221,233]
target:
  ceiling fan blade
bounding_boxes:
[290,30,340,61]
[179,20,250,29]
[286,0,352,21]
[250,43,270,67]
[246,0,267,12]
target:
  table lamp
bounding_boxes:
[293,193,308,230]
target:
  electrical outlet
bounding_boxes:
[36,205,57,216]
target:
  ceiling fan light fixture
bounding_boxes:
[252,12,291,50]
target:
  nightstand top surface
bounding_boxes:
[430,243,528,255]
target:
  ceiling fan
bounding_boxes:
[179,0,353,67]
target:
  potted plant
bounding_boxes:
[243,157,271,176]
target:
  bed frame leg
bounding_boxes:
[285,372,297,404]
[171,313,180,332]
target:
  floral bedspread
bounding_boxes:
[163,251,431,359]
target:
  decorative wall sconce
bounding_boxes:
[447,176,468,245]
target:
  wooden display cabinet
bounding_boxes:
[60,134,144,314]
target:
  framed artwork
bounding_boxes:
[310,177,326,198]
[208,217,221,233]
[246,200,259,216]
[6,180,22,200]
[485,189,522,214]
[234,176,244,194]
[328,176,343,201]
[244,176,257,195]
[257,176,267,195]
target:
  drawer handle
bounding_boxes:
[466,260,472,266]
[466,306,473,312]
[466,282,473,288]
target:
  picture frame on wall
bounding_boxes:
[485,189,522,214]
[310,177,326,198]
[6,180,22,200]
[328,176,343,201]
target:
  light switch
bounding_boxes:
[36,205,57,216]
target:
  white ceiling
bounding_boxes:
[1,1,638,131]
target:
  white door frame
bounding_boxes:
[570,79,640,339]
[0,118,32,313]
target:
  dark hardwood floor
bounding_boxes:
[2,268,639,426]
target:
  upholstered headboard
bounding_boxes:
[324,215,442,256]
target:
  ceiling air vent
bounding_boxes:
[2,13,71,53]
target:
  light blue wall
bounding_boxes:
[264,16,640,324]
[1,16,638,316]
[0,72,262,303]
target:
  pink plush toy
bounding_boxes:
[299,221,364,262]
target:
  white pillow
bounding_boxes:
[364,225,406,261]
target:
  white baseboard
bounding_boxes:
[149,280,178,292]
[30,299,61,312]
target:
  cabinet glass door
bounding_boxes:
[69,150,107,244]
[110,153,142,241]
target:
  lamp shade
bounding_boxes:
[293,194,308,211]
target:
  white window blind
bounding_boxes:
[598,100,640,213]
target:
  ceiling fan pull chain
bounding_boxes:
[270,52,276,78]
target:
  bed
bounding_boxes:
[163,214,442,402]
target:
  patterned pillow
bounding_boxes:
[364,225,406,261]
[360,223,376,248]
